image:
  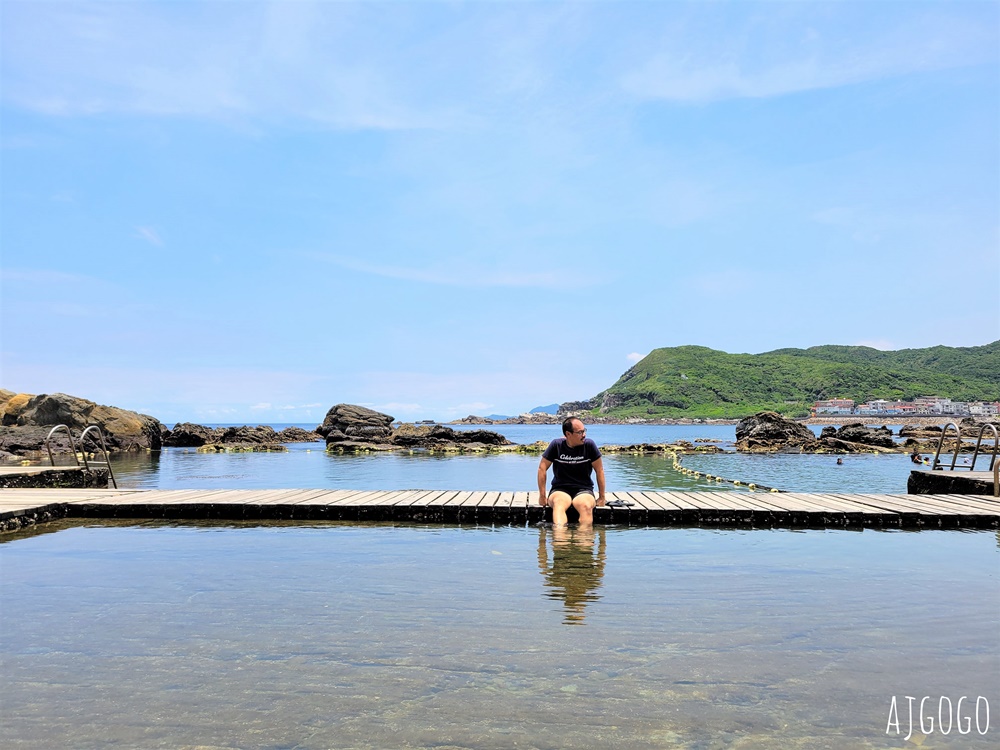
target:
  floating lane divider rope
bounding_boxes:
[671,447,783,493]
[598,443,783,493]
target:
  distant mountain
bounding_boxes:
[485,414,512,421]
[529,404,560,414]
[583,341,1000,419]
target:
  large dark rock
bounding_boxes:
[0,391,163,454]
[458,429,511,446]
[828,423,895,448]
[276,427,322,443]
[735,411,816,452]
[317,404,395,447]
[163,423,321,447]
[163,422,222,447]
[391,424,511,448]
[218,425,280,444]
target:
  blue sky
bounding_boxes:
[1,1,998,425]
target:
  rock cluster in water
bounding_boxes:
[0,390,164,461]
[163,423,320,452]
[736,412,903,454]
[318,404,513,453]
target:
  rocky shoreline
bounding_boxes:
[2,389,996,463]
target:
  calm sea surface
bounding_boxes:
[1,522,997,749]
[104,423,993,494]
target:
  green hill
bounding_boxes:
[586,341,1000,419]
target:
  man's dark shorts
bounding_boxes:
[550,487,596,500]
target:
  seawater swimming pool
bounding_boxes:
[1,522,997,749]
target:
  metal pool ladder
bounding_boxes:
[931,422,999,471]
[43,424,118,489]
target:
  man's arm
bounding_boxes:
[593,457,606,506]
[537,457,552,506]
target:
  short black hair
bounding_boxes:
[562,417,579,435]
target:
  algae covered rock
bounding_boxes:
[317,404,395,446]
[735,411,817,452]
[0,391,163,452]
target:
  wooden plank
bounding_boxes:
[284,489,347,505]
[230,489,305,505]
[445,491,477,506]
[511,491,531,508]
[685,491,766,513]
[292,489,361,506]
[927,494,1000,514]
[792,493,890,518]
[874,493,1000,518]
[619,491,657,511]
[832,493,951,516]
[327,490,386,506]
[645,491,703,511]
[494,491,515,508]
[395,490,444,507]
[426,491,462,506]
[364,490,418,506]
[476,491,502,508]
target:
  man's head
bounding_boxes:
[562,417,587,447]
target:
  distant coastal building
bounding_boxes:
[813,396,998,418]
[812,399,855,415]
[969,401,1000,416]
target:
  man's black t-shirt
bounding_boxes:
[542,437,602,493]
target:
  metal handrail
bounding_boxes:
[79,425,118,489]
[44,424,82,468]
[931,422,963,471]
[969,423,998,473]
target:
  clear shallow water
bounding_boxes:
[1,523,997,749]
[106,424,961,494]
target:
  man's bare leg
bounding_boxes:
[572,493,597,526]
[547,490,572,525]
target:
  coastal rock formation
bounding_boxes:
[0,391,163,457]
[559,399,596,415]
[453,413,561,425]
[822,423,895,448]
[315,404,512,452]
[163,423,322,447]
[277,426,322,443]
[163,422,221,447]
[898,424,942,438]
[735,412,817,452]
[317,404,395,446]
[899,418,1000,440]
[391,424,511,450]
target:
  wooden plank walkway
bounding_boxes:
[1,488,998,531]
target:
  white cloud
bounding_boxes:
[0,1,476,130]
[622,8,996,103]
[626,352,645,364]
[135,226,163,246]
[250,402,272,410]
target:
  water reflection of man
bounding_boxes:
[537,417,606,525]
[538,525,607,625]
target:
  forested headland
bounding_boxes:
[580,342,1000,419]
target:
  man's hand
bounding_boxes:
[597,494,607,507]
[538,493,547,507]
